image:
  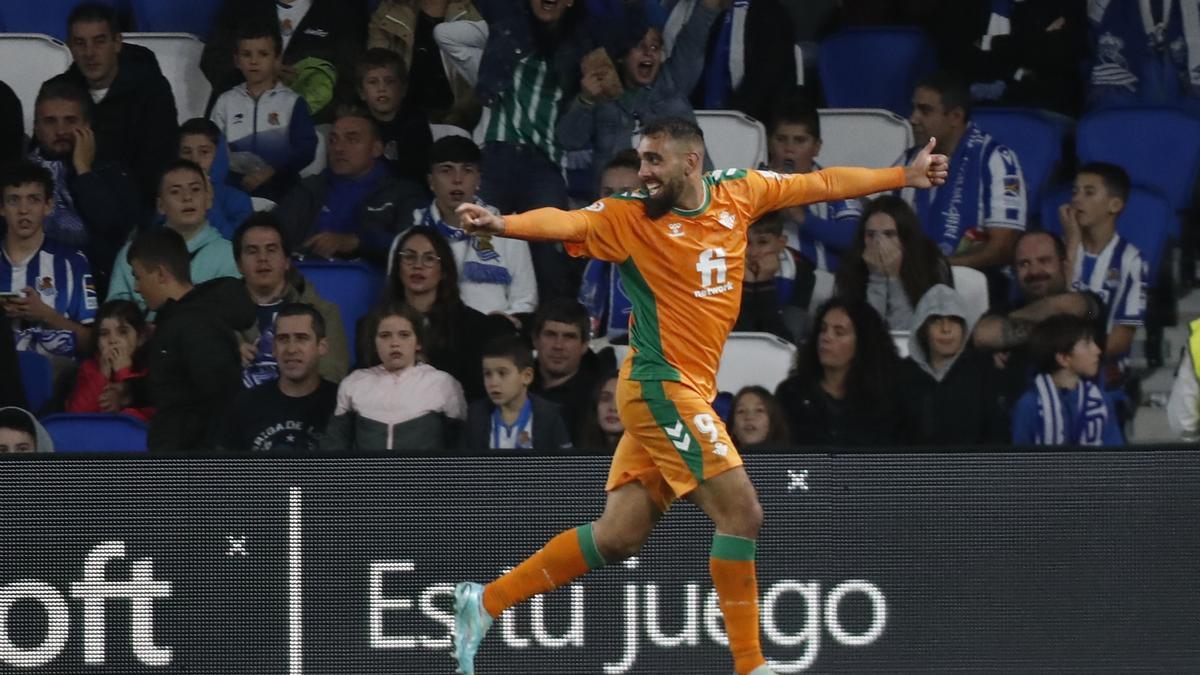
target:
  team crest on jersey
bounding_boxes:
[37,276,56,299]
[584,201,605,212]
[717,210,736,229]
[667,222,684,237]
[268,112,281,126]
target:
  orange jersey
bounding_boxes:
[506,166,906,400]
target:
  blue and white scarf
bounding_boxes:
[419,201,512,285]
[29,149,88,249]
[1033,374,1110,446]
[914,123,992,256]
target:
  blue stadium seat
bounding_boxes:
[1040,184,1170,280]
[1076,106,1200,237]
[128,0,222,41]
[41,413,148,452]
[294,259,384,355]
[0,0,120,41]
[17,351,53,415]
[972,107,1074,229]
[819,27,936,117]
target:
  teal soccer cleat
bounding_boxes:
[453,582,494,674]
[747,666,778,675]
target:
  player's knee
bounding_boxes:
[715,494,764,539]
[594,523,652,562]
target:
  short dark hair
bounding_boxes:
[232,211,291,258]
[427,135,481,169]
[767,97,821,139]
[1030,314,1096,374]
[605,148,641,174]
[34,79,92,122]
[482,334,535,372]
[334,105,382,142]
[1,160,54,200]
[1078,161,1131,204]
[1015,229,1068,263]
[748,211,785,237]
[641,116,705,147]
[915,71,971,120]
[235,19,283,56]
[68,2,120,35]
[355,47,408,89]
[532,299,591,342]
[275,302,326,340]
[158,158,208,194]
[127,227,191,283]
[0,408,37,446]
[93,299,148,365]
[179,117,221,147]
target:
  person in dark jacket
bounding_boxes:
[54,3,178,208]
[273,109,427,265]
[775,297,900,446]
[0,313,26,409]
[463,334,572,451]
[26,79,141,295]
[126,228,255,452]
[0,80,22,166]
[201,0,367,123]
[897,284,1008,445]
[377,226,516,401]
[530,297,613,445]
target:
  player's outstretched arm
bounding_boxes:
[904,137,950,188]
[458,202,594,243]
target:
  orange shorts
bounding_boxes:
[606,377,744,513]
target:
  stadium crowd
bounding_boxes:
[2,0,1200,453]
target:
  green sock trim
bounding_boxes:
[576,524,607,570]
[711,533,757,561]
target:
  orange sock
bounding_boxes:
[482,523,607,618]
[711,534,766,675]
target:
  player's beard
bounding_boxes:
[643,177,681,220]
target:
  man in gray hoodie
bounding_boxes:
[0,407,54,453]
[897,284,1008,445]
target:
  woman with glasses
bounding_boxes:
[374,226,517,401]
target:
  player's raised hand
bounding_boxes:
[457,202,507,236]
[904,137,950,189]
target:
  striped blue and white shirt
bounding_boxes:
[1072,233,1147,333]
[1,238,97,356]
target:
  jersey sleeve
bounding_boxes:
[745,167,907,221]
[982,144,1026,230]
[1112,248,1148,326]
[67,251,98,325]
[503,198,634,263]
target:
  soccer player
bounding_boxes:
[451,117,948,675]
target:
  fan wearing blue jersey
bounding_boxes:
[0,162,96,358]
[1058,162,1146,385]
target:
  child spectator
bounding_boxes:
[729,385,792,450]
[762,97,863,272]
[66,299,154,421]
[323,303,466,450]
[222,303,339,451]
[578,372,623,453]
[209,21,318,200]
[897,284,1008,445]
[0,161,95,358]
[0,407,53,453]
[775,298,901,446]
[108,160,241,310]
[380,226,517,400]
[356,48,433,186]
[556,0,720,187]
[125,228,255,452]
[398,135,537,324]
[835,195,952,331]
[1058,162,1147,386]
[178,118,253,239]
[1012,314,1123,446]
[735,212,815,342]
[579,150,641,341]
[463,334,572,451]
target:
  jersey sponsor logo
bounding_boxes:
[584,201,606,213]
[694,248,734,297]
[667,222,684,237]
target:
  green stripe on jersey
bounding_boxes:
[711,533,757,561]
[617,258,681,382]
[643,380,705,482]
[483,55,564,164]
